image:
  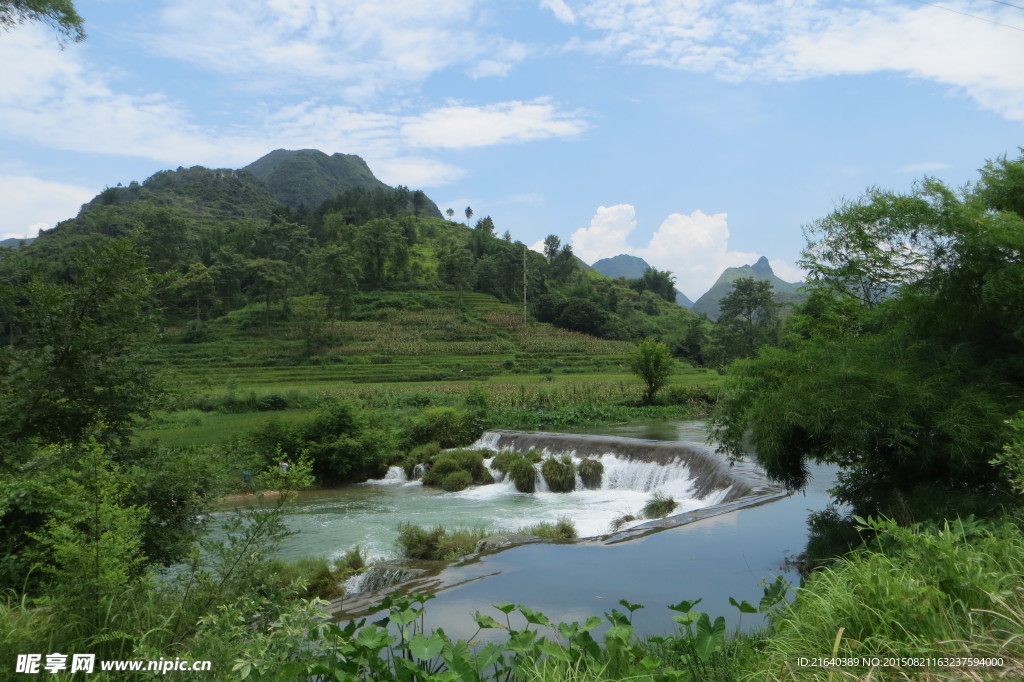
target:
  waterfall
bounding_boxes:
[469,430,752,501]
[365,465,408,485]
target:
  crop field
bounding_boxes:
[140,290,722,447]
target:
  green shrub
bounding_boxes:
[395,523,490,561]
[421,450,492,489]
[266,556,345,600]
[407,407,482,448]
[441,470,473,492]
[507,456,537,493]
[541,455,577,493]
[642,492,677,518]
[578,458,604,489]
[520,516,577,539]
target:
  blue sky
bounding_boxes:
[2,0,1023,299]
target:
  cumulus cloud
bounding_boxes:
[0,175,96,239]
[569,204,637,263]
[571,204,799,300]
[635,211,760,301]
[562,0,1024,120]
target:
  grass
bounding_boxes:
[642,491,678,518]
[395,518,579,560]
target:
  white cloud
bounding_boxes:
[636,210,760,301]
[0,28,582,191]
[562,0,1024,120]
[571,204,801,300]
[0,175,96,239]
[541,0,576,24]
[149,0,528,96]
[769,259,807,285]
[400,99,588,149]
[570,204,637,263]
[896,162,952,174]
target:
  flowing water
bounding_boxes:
[217,420,838,635]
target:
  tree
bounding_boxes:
[542,234,561,261]
[356,217,406,288]
[713,277,780,362]
[446,208,455,221]
[0,239,160,448]
[630,267,676,303]
[799,186,950,308]
[437,247,475,303]
[628,338,674,405]
[0,0,85,44]
[711,155,1024,523]
[465,206,474,222]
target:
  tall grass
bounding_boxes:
[748,515,1024,680]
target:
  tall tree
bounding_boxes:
[713,277,780,361]
[465,206,474,222]
[0,239,160,448]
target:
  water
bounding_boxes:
[216,420,837,636]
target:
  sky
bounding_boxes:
[2,1,1023,300]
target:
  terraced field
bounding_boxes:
[156,291,639,392]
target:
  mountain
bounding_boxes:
[243,149,442,218]
[56,149,443,236]
[1,237,35,249]
[590,254,695,308]
[591,254,650,279]
[692,256,805,320]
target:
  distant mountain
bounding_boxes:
[1,236,35,249]
[591,254,650,279]
[243,149,443,218]
[590,254,695,308]
[692,256,805,320]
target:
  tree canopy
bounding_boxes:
[711,151,1024,520]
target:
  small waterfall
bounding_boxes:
[412,463,426,481]
[365,466,408,485]
[469,430,752,501]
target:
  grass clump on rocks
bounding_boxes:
[541,455,577,492]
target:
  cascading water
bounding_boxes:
[262,425,773,567]
[468,430,753,501]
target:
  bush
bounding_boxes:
[407,407,482,448]
[541,456,577,493]
[507,456,537,493]
[642,492,677,518]
[578,458,604,489]
[441,470,473,492]
[395,523,490,561]
[421,450,492,490]
[519,517,577,539]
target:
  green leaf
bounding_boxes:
[410,633,445,661]
[618,598,645,613]
[729,596,757,614]
[473,611,502,629]
[667,598,701,613]
[492,601,516,614]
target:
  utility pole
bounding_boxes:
[522,244,528,324]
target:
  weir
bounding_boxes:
[471,430,755,502]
